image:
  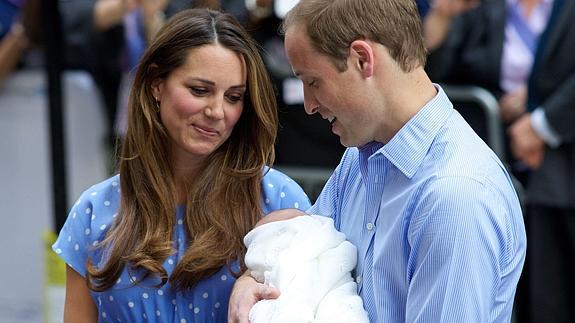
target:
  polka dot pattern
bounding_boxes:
[51,169,311,322]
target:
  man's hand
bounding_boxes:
[424,0,480,50]
[508,113,545,169]
[431,0,480,18]
[499,86,527,123]
[228,271,279,323]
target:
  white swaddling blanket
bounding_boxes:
[244,215,370,323]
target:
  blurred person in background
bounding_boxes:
[0,0,41,85]
[59,0,189,161]
[425,0,575,321]
[52,9,310,322]
[0,0,28,85]
[425,0,551,182]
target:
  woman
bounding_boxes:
[52,8,311,322]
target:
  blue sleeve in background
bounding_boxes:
[0,0,21,39]
[416,0,431,18]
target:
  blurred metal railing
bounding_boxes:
[443,84,526,210]
[443,85,506,161]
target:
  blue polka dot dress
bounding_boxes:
[53,168,311,322]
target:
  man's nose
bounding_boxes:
[303,91,318,115]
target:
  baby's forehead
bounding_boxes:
[256,209,307,227]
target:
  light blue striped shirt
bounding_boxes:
[309,86,526,322]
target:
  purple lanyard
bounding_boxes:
[6,0,25,8]
[508,3,538,55]
[123,9,146,72]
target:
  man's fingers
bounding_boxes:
[228,273,279,323]
[258,285,280,300]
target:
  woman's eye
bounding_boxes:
[190,87,209,96]
[308,80,317,87]
[226,94,244,103]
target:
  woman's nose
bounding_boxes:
[205,96,225,119]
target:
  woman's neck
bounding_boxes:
[172,159,202,205]
[176,186,187,205]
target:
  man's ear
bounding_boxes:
[350,40,374,78]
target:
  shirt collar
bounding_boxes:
[359,84,453,179]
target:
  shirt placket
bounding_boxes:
[357,158,386,313]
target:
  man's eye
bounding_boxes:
[308,80,317,87]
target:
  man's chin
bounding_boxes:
[338,136,354,148]
[340,136,371,148]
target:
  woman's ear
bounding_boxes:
[349,40,374,78]
[149,64,162,99]
[151,78,162,100]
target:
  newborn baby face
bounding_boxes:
[255,208,307,228]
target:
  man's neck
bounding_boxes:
[375,67,437,143]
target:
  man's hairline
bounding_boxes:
[285,23,351,74]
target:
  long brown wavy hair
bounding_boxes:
[86,9,278,292]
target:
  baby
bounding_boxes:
[244,209,369,323]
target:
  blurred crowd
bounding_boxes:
[422,1,575,320]
[1,0,573,322]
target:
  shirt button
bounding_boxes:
[366,222,374,231]
[356,275,362,284]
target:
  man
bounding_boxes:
[228,0,526,322]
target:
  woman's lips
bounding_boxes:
[193,124,219,136]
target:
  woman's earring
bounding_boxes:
[154,98,160,113]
